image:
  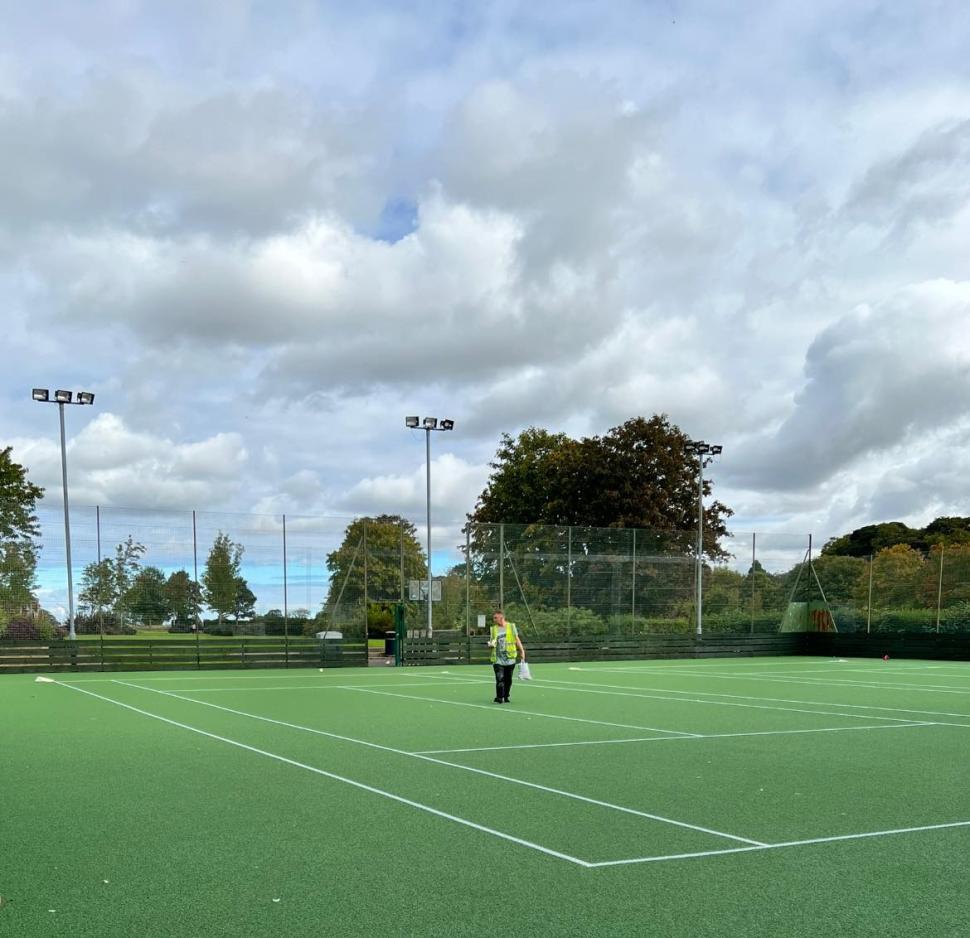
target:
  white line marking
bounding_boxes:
[553,676,970,723]
[524,678,928,725]
[587,819,970,867]
[112,680,762,846]
[51,680,586,866]
[57,672,428,684]
[158,681,481,693]
[345,686,702,736]
[580,666,970,697]
[412,721,937,754]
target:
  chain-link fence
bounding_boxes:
[5,503,970,642]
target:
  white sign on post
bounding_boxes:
[408,579,442,601]
[477,614,486,630]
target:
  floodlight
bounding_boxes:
[422,417,438,429]
[711,445,723,455]
[440,419,454,431]
[32,388,49,402]
[77,391,95,405]
[405,416,420,428]
[54,389,73,403]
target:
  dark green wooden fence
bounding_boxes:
[0,638,366,674]
[402,632,805,666]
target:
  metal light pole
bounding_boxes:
[32,388,96,640]
[405,416,454,636]
[684,440,722,636]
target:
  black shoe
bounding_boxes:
[503,698,510,703]
[493,697,502,703]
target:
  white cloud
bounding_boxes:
[4,1,970,554]
[13,413,248,509]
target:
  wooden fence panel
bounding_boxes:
[0,639,367,674]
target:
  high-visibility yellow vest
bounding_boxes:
[490,623,518,663]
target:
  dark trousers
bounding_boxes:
[493,663,515,701]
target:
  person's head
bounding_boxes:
[492,611,505,626]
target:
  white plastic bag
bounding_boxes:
[518,660,532,680]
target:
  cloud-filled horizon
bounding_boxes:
[5,1,970,559]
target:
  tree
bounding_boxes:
[126,566,170,626]
[916,544,970,608]
[202,533,244,626]
[471,416,732,554]
[861,545,926,609]
[0,447,45,627]
[164,570,202,627]
[112,536,146,626]
[231,577,256,621]
[324,516,427,608]
[823,521,924,557]
[811,554,867,607]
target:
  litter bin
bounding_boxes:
[384,631,396,656]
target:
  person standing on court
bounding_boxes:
[488,611,526,703]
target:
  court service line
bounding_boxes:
[412,721,937,754]
[557,675,970,723]
[159,681,483,693]
[579,666,970,696]
[346,686,702,736]
[588,819,970,867]
[521,678,930,725]
[112,680,763,847]
[49,680,588,867]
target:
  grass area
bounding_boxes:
[4,656,970,936]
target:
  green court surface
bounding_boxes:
[4,656,970,937]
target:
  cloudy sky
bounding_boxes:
[5,0,970,561]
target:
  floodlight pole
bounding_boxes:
[695,450,704,636]
[406,416,454,637]
[57,402,76,641]
[33,388,94,640]
[425,426,433,636]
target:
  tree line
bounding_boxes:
[74,532,257,635]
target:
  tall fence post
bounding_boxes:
[566,526,572,635]
[750,532,756,634]
[866,554,873,635]
[363,519,369,645]
[499,523,505,612]
[465,526,471,637]
[193,509,200,668]
[96,506,104,667]
[399,520,405,603]
[283,514,289,667]
[631,529,637,632]
[936,545,945,634]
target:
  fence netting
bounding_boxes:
[5,502,970,642]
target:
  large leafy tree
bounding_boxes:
[323,516,427,628]
[822,522,924,557]
[231,577,256,621]
[126,566,170,626]
[471,416,732,553]
[202,532,244,626]
[860,545,927,609]
[0,447,45,624]
[467,417,732,619]
[164,570,202,627]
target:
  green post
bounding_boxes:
[393,602,406,667]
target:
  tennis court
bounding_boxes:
[4,655,970,936]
